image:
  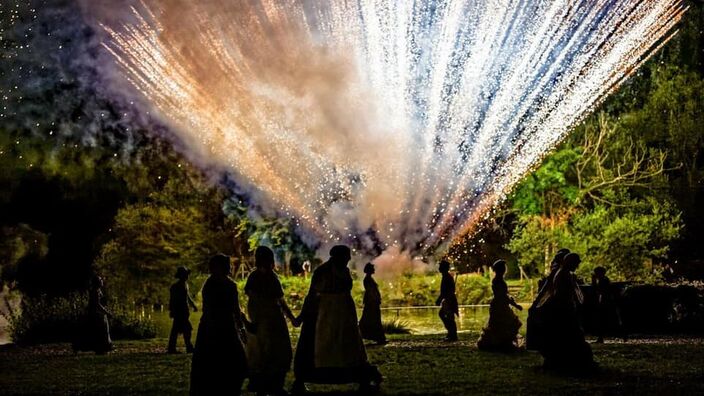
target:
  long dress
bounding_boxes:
[526,269,558,351]
[592,275,623,340]
[538,268,595,372]
[190,275,247,395]
[73,286,112,354]
[244,269,292,393]
[294,261,378,386]
[477,277,522,352]
[359,275,386,343]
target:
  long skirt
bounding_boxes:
[293,295,381,386]
[525,307,543,350]
[538,303,594,372]
[190,316,247,395]
[315,293,367,368]
[246,298,292,392]
[359,303,386,343]
[477,300,521,352]
[72,313,113,354]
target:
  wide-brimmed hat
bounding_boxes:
[175,266,191,279]
[492,259,507,272]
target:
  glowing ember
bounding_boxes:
[99,0,686,256]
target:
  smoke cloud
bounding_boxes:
[78,0,686,275]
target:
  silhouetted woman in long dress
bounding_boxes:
[245,246,295,396]
[538,253,596,373]
[73,274,113,354]
[190,254,248,395]
[359,263,386,344]
[526,249,569,351]
[477,260,523,352]
[591,266,625,343]
[292,245,381,394]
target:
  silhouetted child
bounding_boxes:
[359,263,387,344]
[73,274,113,354]
[245,246,296,396]
[190,254,249,396]
[591,266,623,343]
[292,245,382,394]
[436,260,458,342]
[167,266,198,354]
[477,260,523,352]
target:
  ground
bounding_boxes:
[0,333,702,395]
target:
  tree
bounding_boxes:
[95,176,233,306]
[506,114,682,281]
[223,198,315,276]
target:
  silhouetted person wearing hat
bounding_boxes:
[167,266,198,354]
[292,245,382,394]
[527,248,570,350]
[359,263,386,345]
[538,253,597,373]
[73,274,113,354]
[477,260,523,352]
[436,260,458,342]
[190,254,249,395]
[245,246,296,396]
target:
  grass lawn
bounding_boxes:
[1,332,703,395]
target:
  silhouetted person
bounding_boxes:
[190,254,248,396]
[477,260,523,352]
[526,248,569,350]
[591,266,623,343]
[359,263,386,345]
[292,245,381,394]
[290,257,304,276]
[538,248,570,292]
[436,260,458,342]
[168,266,197,354]
[73,274,113,354]
[245,246,296,396]
[538,253,597,373]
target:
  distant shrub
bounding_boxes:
[508,278,538,303]
[577,281,704,335]
[274,275,313,311]
[4,293,156,345]
[109,307,158,340]
[4,293,84,345]
[456,274,492,305]
[618,283,704,334]
[257,273,494,308]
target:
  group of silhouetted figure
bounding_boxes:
[182,245,382,395]
[526,249,601,373]
[437,249,606,375]
[77,245,615,394]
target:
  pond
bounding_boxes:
[149,305,530,338]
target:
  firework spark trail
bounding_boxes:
[99,0,686,259]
